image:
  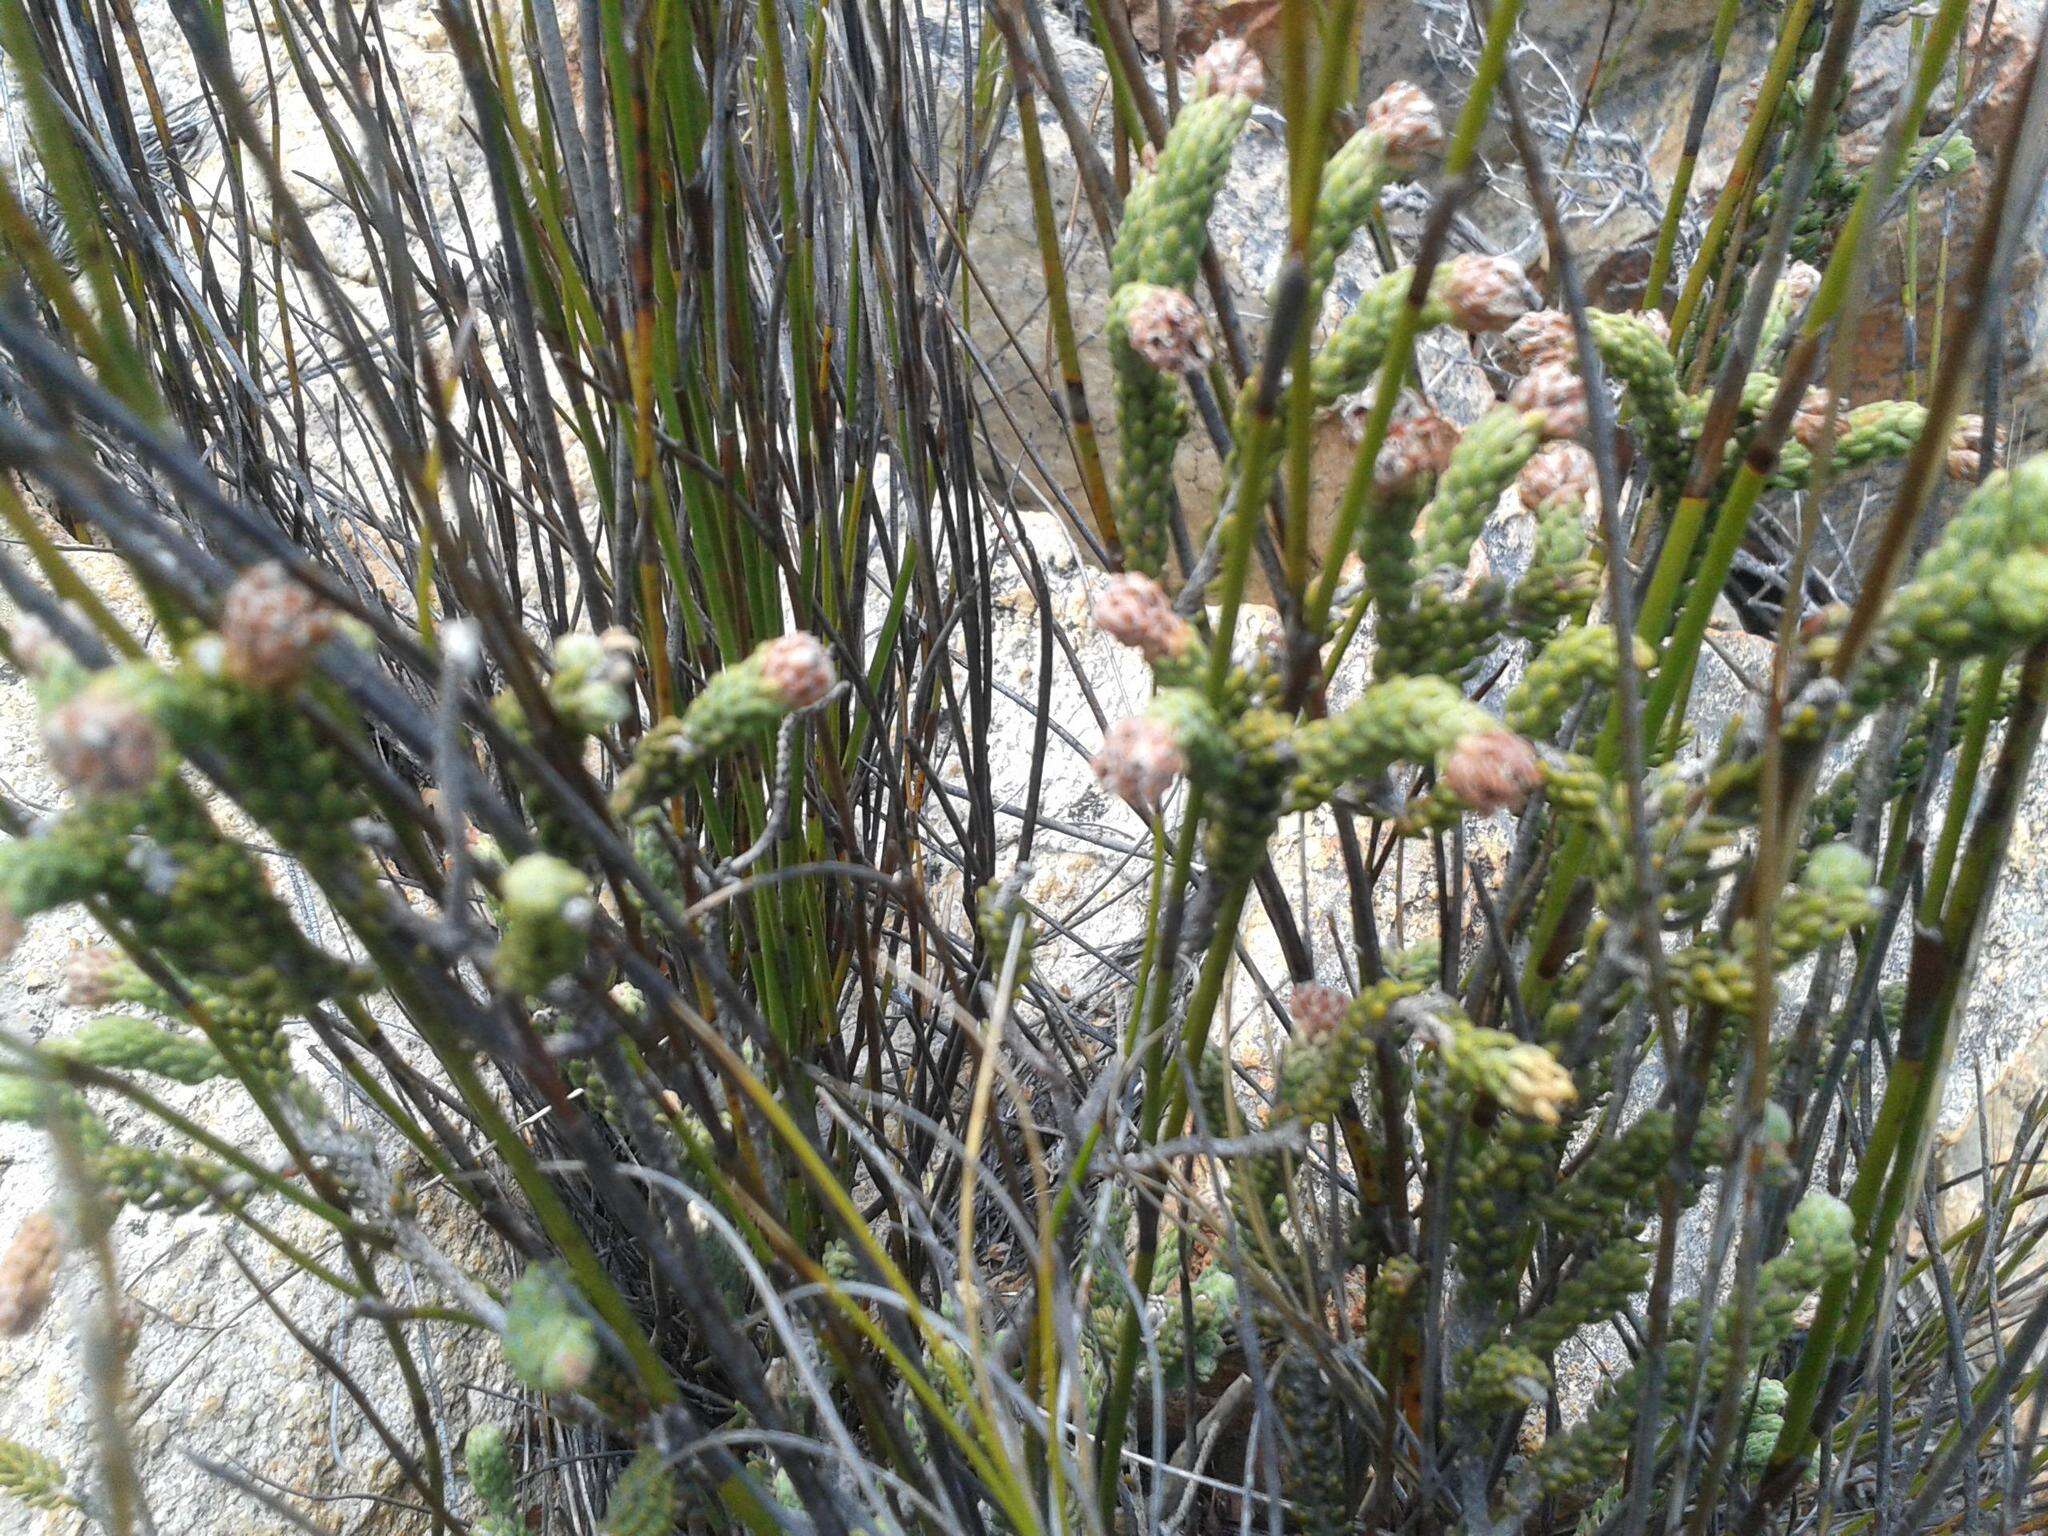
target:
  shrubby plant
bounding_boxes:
[0,0,2044,1532]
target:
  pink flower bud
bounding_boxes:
[0,1210,59,1339]
[1516,442,1597,512]
[1441,254,1541,334]
[1289,982,1351,1042]
[1440,729,1542,814]
[1508,362,1590,442]
[61,947,124,1008]
[1373,410,1462,497]
[1121,286,1213,375]
[1092,573,1193,664]
[1948,415,2003,479]
[1092,714,1186,815]
[0,904,20,964]
[1791,386,1838,450]
[1194,38,1264,101]
[9,616,64,679]
[1503,309,1576,374]
[221,562,337,690]
[1363,81,1444,170]
[42,686,164,799]
[758,632,835,709]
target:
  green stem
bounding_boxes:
[1643,0,1744,313]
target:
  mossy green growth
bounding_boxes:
[1275,979,1422,1123]
[501,1267,600,1396]
[1860,456,2048,705]
[0,1438,70,1512]
[601,1446,679,1536]
[1507,626,1655,739]
[465,1423,522,1533]
[1288,675,1499,810]
[493,854,594,995]
[57,1015,225,1085]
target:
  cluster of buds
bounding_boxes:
[218,562,338,690]
[41,680,165,800]
[1860,456,2048,701]
[1439,727,1544,814]
[1429,1018,1578,1125]
[1091,713,1186,815]
[58,1014,226,1086]
[0,1439,70,1513]
[463,1425,521,1535]
[1091,573,1194,666]
[1509,361,1592,441]
[976,871,1039,988]
[1455,1340,1552,1416]
[1363,80,1445,171]
[501,1266,599,1394]
[1519,1236,1652,1358]
[1290,675,1510,809]
[493,853,596,995]
[1275,979,1417,1123]
[602,1448,681,1536]
[1192,37,1265,101]
[612,632,834,814]
[1507,625,1654,738]
[1516,441,1596,512]
[1116,284,1212,376]
[545,629,638,736]
[1439,254,1542,334]
[0,1211,59,1338]
[1096,1265,1240,1395]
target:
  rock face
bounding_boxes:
[954,0,2046,552]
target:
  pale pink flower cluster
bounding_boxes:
[221,562,337,690]
[42,687,164,799]
[1092,574,1193,664]
[1194,38,1264,102]
[759,632,836,708]
[1791,385,1839,450]
[1364,81,1444,170]
[1441,729,1543,814]
[1441,254,1541,334]
[1778,261,1822,311]
[1123,286,1213,376]
[1503,309,1575,373]
[1092,715,1185,815]
[1516,441,1597,512]
[1289,981,1351,1042]
[1948,414,2003,479]
[1509,362,1590,441]
[1373,409,1462,496]
[61,946,125,1008]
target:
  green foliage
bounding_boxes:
[599,1447,678,1536]
[0,1438,70,1513]
[0,2,2037,1533]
